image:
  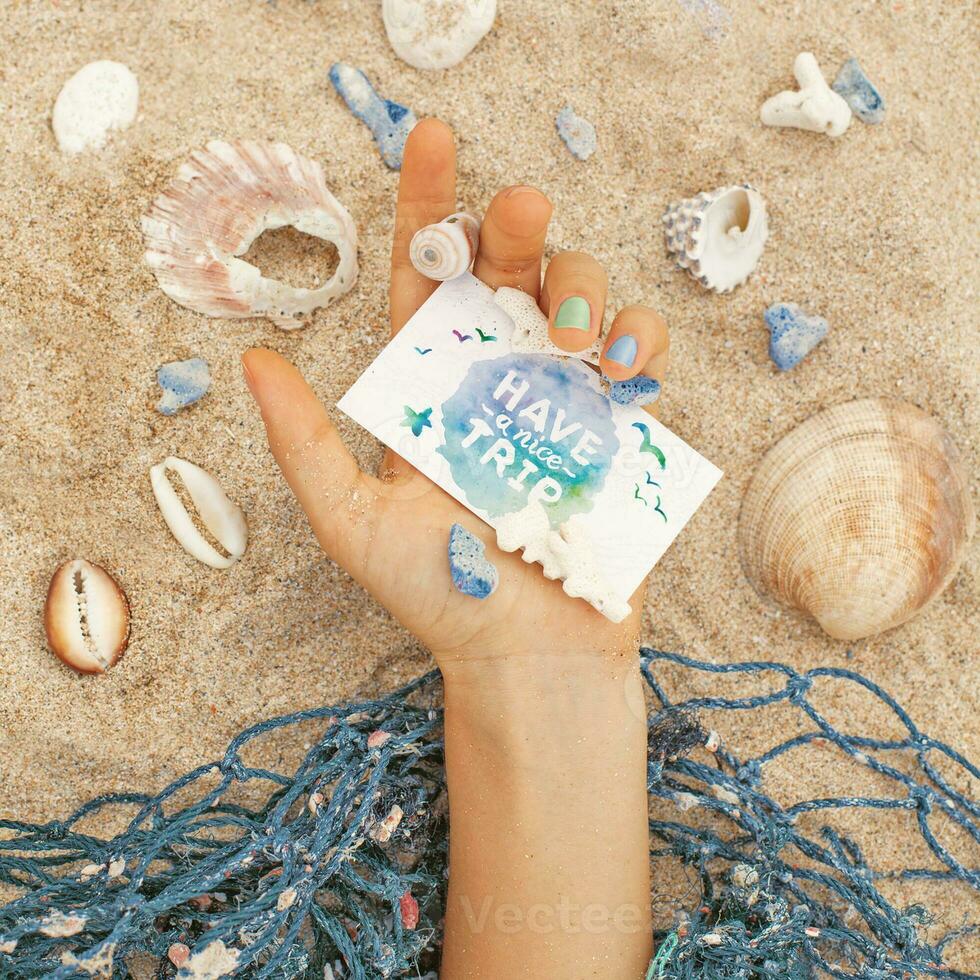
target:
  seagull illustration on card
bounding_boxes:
[338,274,721,622]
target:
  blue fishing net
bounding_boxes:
[1,649,977,978]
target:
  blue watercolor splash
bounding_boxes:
[764,303,828,371]
[439,354,618,526]
[833,58,886,124]
[329,63,417,169]
[448,523,498,600]
[555,106,597,161]
[155,357,210,415]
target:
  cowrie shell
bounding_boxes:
[44,559,130,674]
[150,456,247,569]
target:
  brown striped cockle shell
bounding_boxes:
[44,560,130,674]
[738,399,974,641]
[141,140,358,329]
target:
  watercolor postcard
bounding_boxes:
[338,273,722,620]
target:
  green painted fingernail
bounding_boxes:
[554,296,591,331]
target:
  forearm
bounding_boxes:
[438,651,652,979]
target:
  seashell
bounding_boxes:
[764,302,828,371]
[141,140,358,330]
[832,58,886,125]
[410,212,480,281]
[155,357,211,415]
[662,183,768,293]
[555,106,597,161]
[760,52,852,137]
[44,559,130,674]
[382,0,496,71]
[448,523,498,599]
[52,61,138,154]
[494,287,602,366]
[150,456,247,569]
[328,63,418,170]
[738,399,975,641]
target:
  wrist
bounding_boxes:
[440,649,647,764]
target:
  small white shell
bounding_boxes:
[662,184,768,293]
[738,399,975,641]
[141,140,358,329]
[760,52,852,138]
[44,559,131,674]
[410,212,480,281]
[383,0,496,71]
[494,287,602,365]
[150,456,247,569]
[52,61,138,154]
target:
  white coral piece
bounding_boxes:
[494,287,602,365]
[496,502,631,623]
[662,184,768,293]
[760,52,852,138]
[142,140,358,329]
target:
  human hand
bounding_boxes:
[243,119,669,680]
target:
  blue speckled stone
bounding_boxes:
[555,106,597,161]
[448,523,498,600]
[329,63,417,170]
[155,357,211,415]
[608,376,661,407]
[764,303,828,372]
[832,58,885,124]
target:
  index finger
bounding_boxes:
[389,118,457,335]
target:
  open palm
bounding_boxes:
[244,120,669,669]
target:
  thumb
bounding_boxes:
[242,348,379,571]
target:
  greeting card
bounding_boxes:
[338,274,722,621]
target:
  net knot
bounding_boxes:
[785,674,813,701]
[736,760,762,787]
[909,785,934,814]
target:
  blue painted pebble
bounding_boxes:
[555,106,597,161]
[832,58,885,124]
[448,523,499,600]
[155,357,211,415]
[764,303,828,372]
[608,376,661,407]
[329,63,417,170]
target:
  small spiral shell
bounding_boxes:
[409,212,480,281]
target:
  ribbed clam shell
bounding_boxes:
[662,184,767,293]
[44,559,130,674]
[409,212,480,280]
[141,140,358,329]
[738,399,974,641]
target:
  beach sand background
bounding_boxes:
[0,0,977,966]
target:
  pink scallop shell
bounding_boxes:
[141,140,358,329]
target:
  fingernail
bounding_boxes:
[554,296,591,332]
[605,335,638,367]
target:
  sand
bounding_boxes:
[0,0,977,964]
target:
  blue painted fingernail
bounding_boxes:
[605,335,638,367]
